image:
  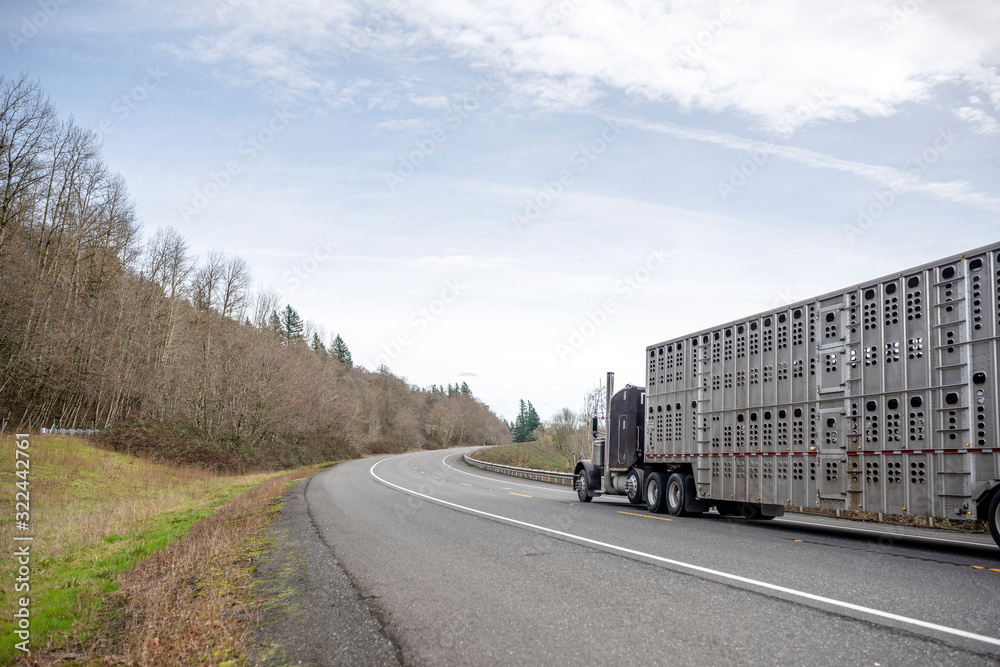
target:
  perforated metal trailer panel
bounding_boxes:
[645,242,1000,520]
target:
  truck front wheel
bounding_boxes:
[575,470,593,503]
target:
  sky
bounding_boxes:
[3,0,999,422]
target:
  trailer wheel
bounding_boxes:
[645,472,668,513]
[667,473,695,517]
[626,468,644,505]
[575,471,593,503]
[988,490,1000,549]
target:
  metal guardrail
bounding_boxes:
[39,428,103,436]
[463,451,574,486]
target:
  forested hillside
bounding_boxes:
[0,74,509,469]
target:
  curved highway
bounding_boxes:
[302,448,1000,665]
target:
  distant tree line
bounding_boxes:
[0,74,510,469]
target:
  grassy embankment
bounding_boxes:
[470,440,576,473]
[0,434,332,665]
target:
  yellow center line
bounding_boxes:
[618,511,672,521]
[459,483,472,487]
[509,492,533,498]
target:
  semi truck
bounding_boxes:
[573,242,1000,548]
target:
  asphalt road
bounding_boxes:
[303,448,1000,665]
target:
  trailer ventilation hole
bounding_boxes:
[866,401,878,412]
[738,325,745,334]
[824,312,834,322]
[750,412,758,422]
[864,289,876,300]
[973,372,987,385]
[793,309,802,319]
[714,331,720,340]
[907,276,920,288]
[942,266,956,279]
[945,392,959,405]
[737,414,745,422]
[826,418,836,428]
[666,404,671,411]
[910,396,923,408]
[778,313,787,323]
[650,350,656,358]
[676,403,682,410]
[764,317,772,327]
[886,283,897,295]
[692,401,697,409]
[794,408,803,418]
[887,398,899,410]
[778,409,787,419]
[970,258,983,271]
[726,329,732,338]
[657,405,662,413]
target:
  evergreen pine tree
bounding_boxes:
[511,399,542,442]
[280,305,304,344]
[310,332,326,354]
[460,381,471,396]
[330,334,353,367]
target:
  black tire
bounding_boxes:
[575,470,593,503]
[645,471,667,513]
[988,490,1000,549]
[626,468,644,505]
[666,472,689,517]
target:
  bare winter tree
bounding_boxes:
[219,255,252,321]
[251,284,281,329]
[0,73,58,256]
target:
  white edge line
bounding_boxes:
[370,455,1000,651]
[441,452,576,494]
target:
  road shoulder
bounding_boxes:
[249,474,401,666]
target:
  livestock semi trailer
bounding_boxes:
[573,242,1000,548]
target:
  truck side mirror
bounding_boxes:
[591,416,599,439]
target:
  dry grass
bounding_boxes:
[0,434,297,665]
[471,440,576,473]
[63,465,327,666]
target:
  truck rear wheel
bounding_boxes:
[988,490,1000,549]
[666,473,690,517]
[626,468,644,505]
[645,472,667,513]
[575,471,593,503]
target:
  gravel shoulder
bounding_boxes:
[249,473,402,666]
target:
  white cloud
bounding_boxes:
[392,0,1000,132]
[408,255,518,272]
[617,116,1000,213]
[154,0,1000,134]
[956,106,1000,135]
